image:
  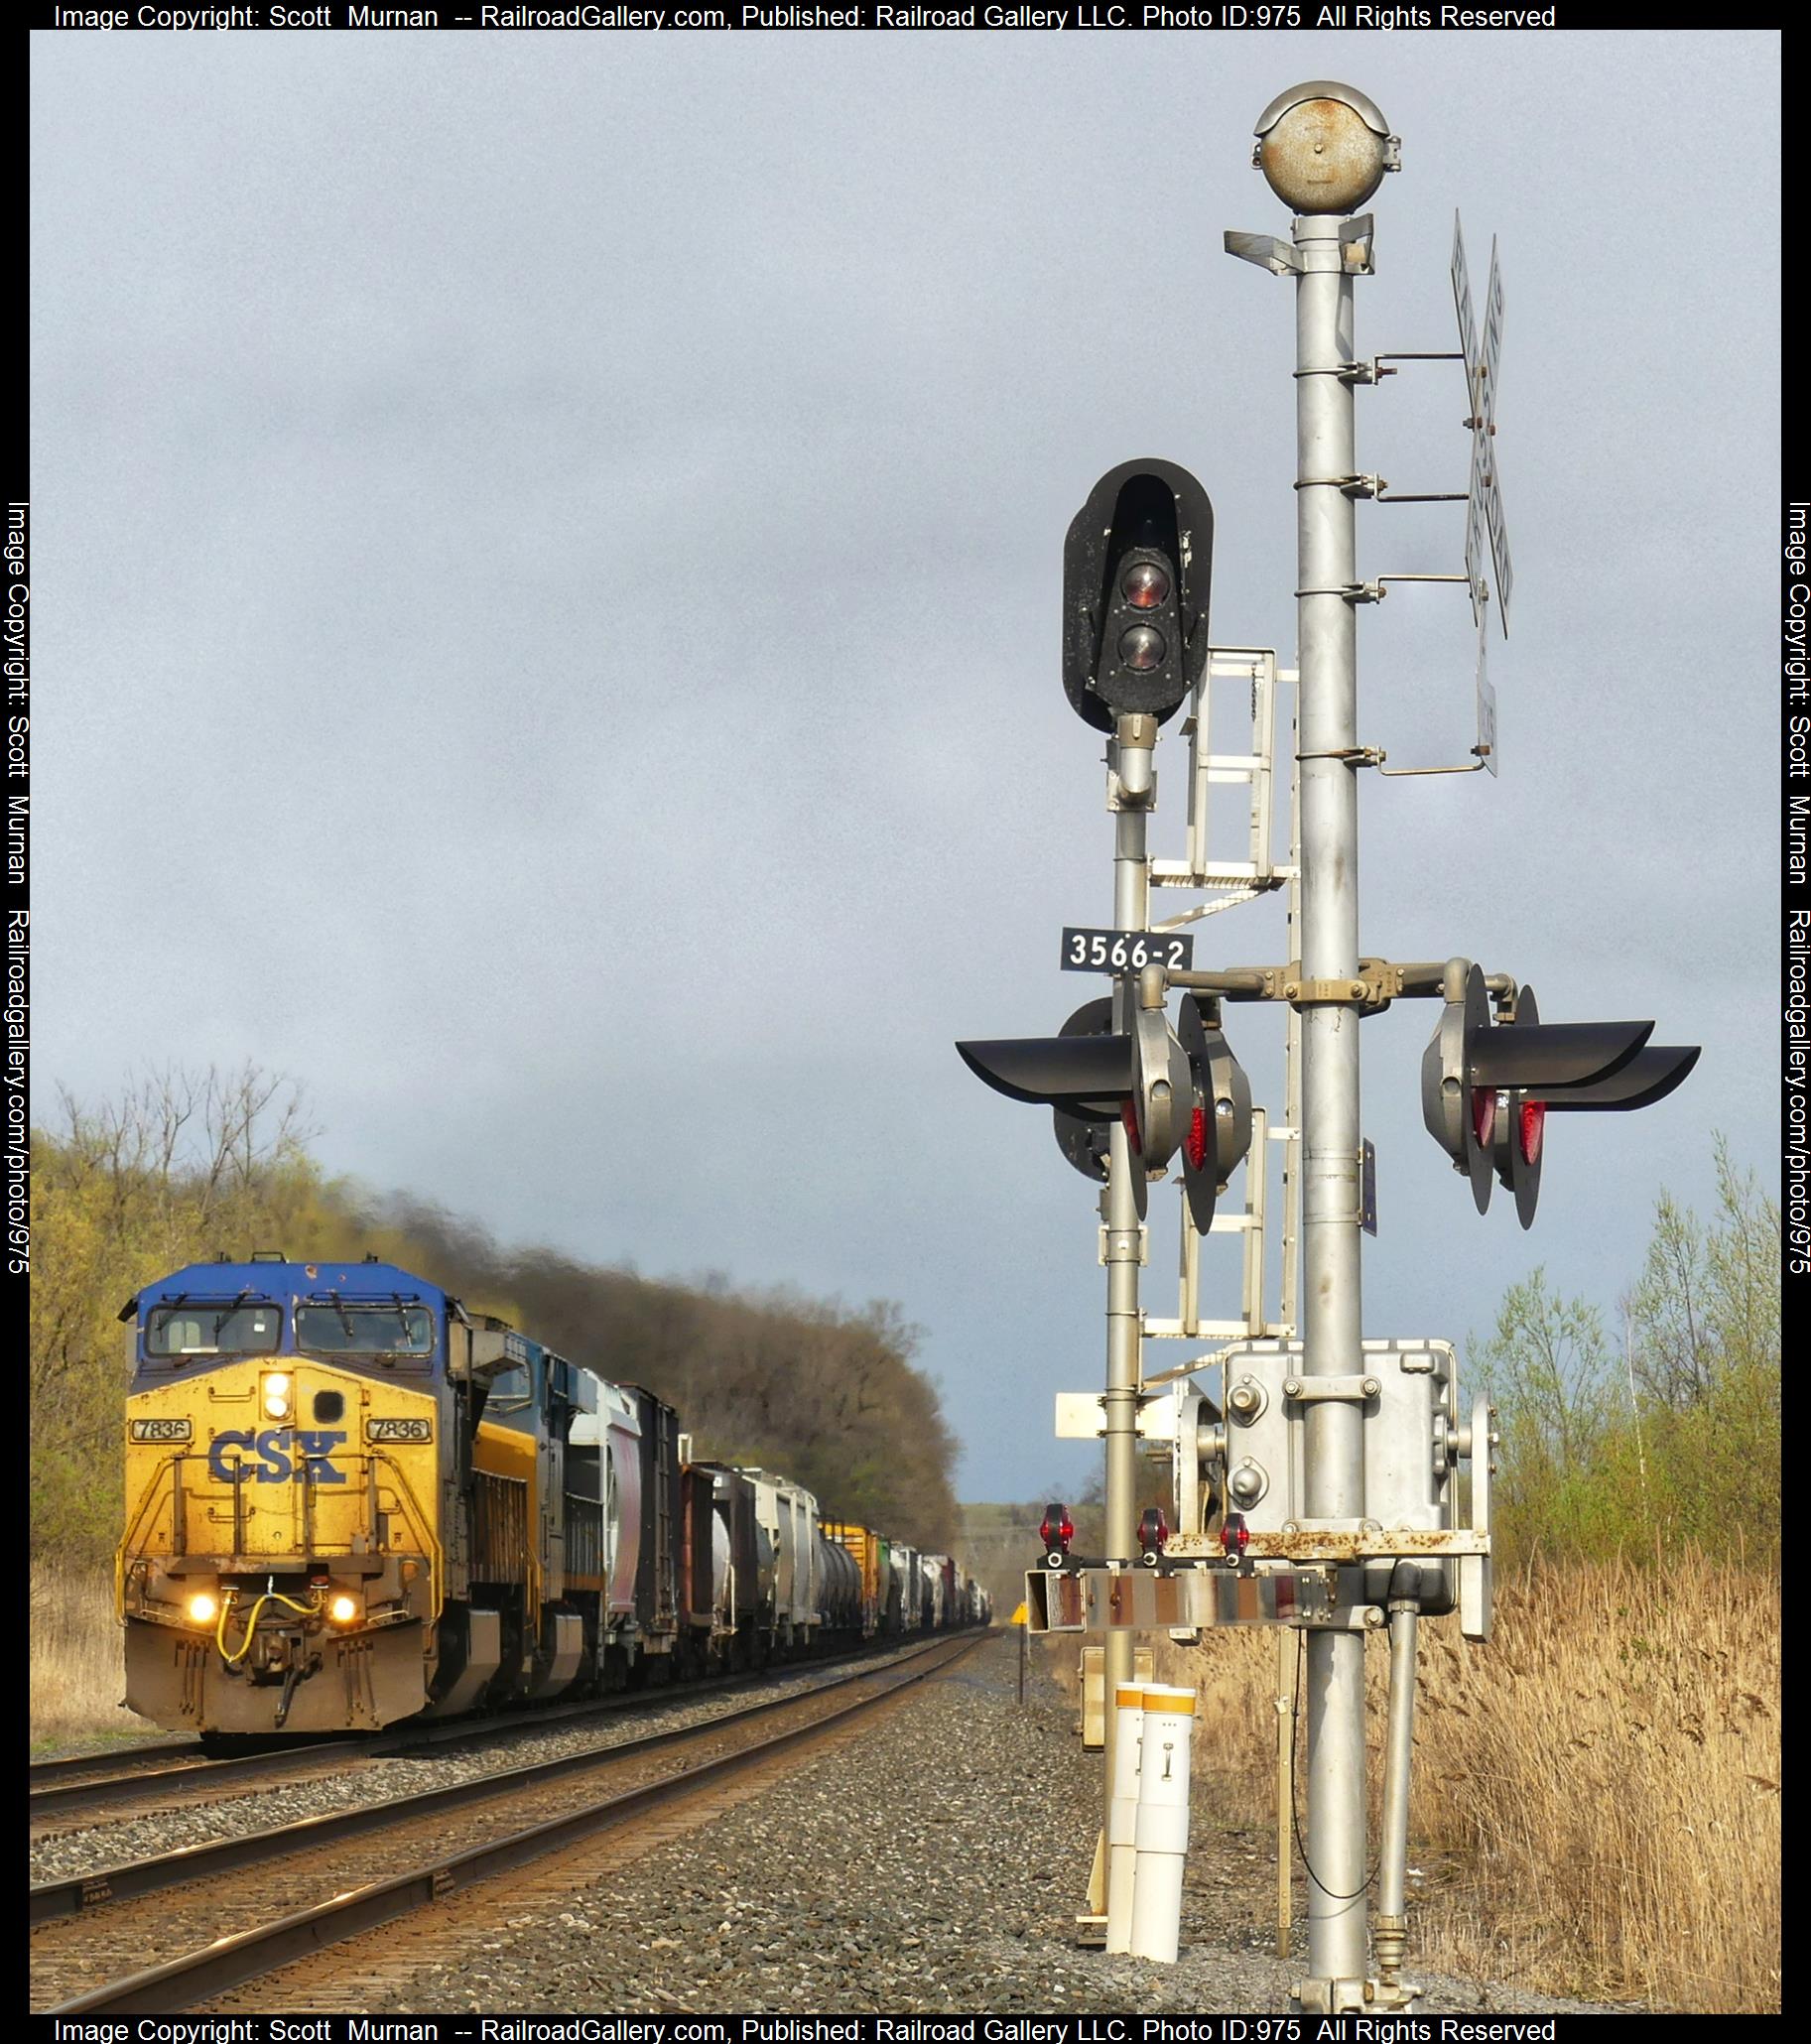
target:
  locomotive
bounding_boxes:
[116,1254,987,1739]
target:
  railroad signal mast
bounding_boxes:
[957,82,1698,2012]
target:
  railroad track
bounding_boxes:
[35,1631,979,2016]
[30,1738,211,1790]
[31,1632,943,1825]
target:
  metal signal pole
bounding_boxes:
[1293,196,1370,1993]
[1234,82,1404,2004]
[1101,709,1155,1934]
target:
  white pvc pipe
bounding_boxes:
[1130,1682,1197,1963]
[1104,1684,1145,1953]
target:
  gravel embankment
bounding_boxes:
[29,1642,940,1887]
[362,1631,1635,2017]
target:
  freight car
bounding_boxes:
[115,1254,986,1740]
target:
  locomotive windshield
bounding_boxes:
[296,1301,437,1357]
[147,1301,282,1356]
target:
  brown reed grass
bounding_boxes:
[1049,1553,1779,2012]
[29,1565,149,1748]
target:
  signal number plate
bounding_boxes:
[1061,927,1194,975]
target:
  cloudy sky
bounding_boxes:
[33,28,1779,1501]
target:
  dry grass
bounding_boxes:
[1049,1555,1780,2013]
[29,1565,148,1749]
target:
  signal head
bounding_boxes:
[1063,459,1214,730]
[1052,997,1116,1185]
[1176,995,1253,1235]
[1420,962,1495,1214]
[1489,983,1544,1229]
[1425,962,1700,1221]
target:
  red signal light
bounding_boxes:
[1139,1507,1169,1552]
[1120,561,1171,609]
[1220,1512,1249,1558]
[1471,1086,1496,1150]
[1040,1504,1075,1552]
[1121,1097,1143,1155]
[1519,1098,1545,1165]
[1184,1103,1209,1173]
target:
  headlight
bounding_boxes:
[327,1595,359,1625]
[262,1372,293,1420]
[365,1417,433,1444]
[188,1593,218,1624]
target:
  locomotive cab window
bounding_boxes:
[296,1301,437,1365]
[486,1358,536,1413]
[147,1302,282,1357]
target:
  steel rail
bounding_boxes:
[30,1627,955,1818]
[29,1738,208,1787]
[32,1631,967,1924]
[48,1633,980,2015]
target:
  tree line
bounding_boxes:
[30,1065,962,1575]
[1473,1137,1779,1568]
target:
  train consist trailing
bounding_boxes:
[116,1255,988,1738]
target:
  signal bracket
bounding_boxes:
[1293,473,1384,499]
[1281,958,1405,1013]
[1345,349,1466,391]
[1099,1225,1149,1268]
[1158,956,1408,1014]
[1282,1373,1381,1403]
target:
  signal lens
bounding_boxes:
[1470,1088,1496,1150]
[1040,1504,1075,1552]
[1121,560,1171,609]
[327,1595,359,1625]
[1220,1512,1249,1558]
[1140,1508,1169,1552]
[262,1372,293,1420]
[1117,624,1166,671]
[1121,1097,1143,1156]
[1519,1099,1545,1165]
[1184,1104,1209,1173]
[188,1593,218,1625]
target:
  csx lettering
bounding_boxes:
[207,1428,347,1483]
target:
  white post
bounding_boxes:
[1130,1682,1197,1963]
[1104,1684,1145,1953]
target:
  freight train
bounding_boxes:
[115,1255,988,1740]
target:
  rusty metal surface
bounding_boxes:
[1169,1528,1488,1562]
[1026,1565,1337,1632]
[1257,97,1391,215]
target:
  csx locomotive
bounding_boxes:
[117,1254,986,1739]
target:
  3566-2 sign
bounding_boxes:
[1061,927,1194,974]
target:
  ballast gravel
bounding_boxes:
[359,1633,1636,2018]
[28,1644,940,1888]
